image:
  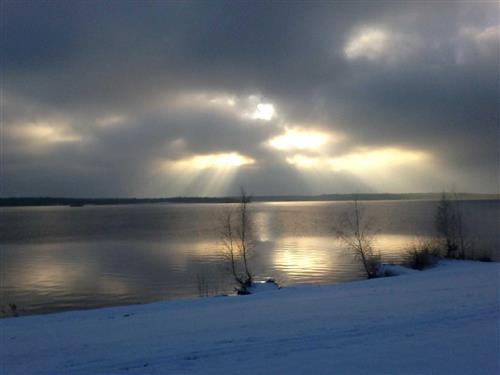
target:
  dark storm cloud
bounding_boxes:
[1,0,498,196]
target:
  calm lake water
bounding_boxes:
[1,200,498,315]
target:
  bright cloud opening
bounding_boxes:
[286,147,429,173]
[241,95,276,122]
[166,152,255,171]
[157,152,256,196]
[344,27,419,62]
[328,148,427,172]
[345,28,390,60]
[251,103,275,121]
[269,128,330,151]
[9,121,82,144]
[167,91,275,122]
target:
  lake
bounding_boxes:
[1,200,498,316]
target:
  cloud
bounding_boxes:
[456,24,500,63]
[8,121,83,145]
[328,148,429,173]
[344,27,420,63]
[284,147,429,173]
[268,128,332,152]
[1,1,498,196]
[163,152,256,171]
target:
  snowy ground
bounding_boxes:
[1,260,498,374]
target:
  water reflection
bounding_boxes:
[24,263,86,290]
[267,235,420,284]
[98,276,132,296]
[373,234,435,256]
[0,200,498,315]
[253,210,273,241]
[272,237,335,279]
[4,244,91,291]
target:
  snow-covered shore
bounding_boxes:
[1,260,498,374]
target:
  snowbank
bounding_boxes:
[1,260,498,374]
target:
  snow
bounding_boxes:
[1,260,498,374]
[378,263,420,276]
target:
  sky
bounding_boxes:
[1,1,499,197]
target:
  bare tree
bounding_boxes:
[220,209,246,288]
[335,198,380,279]
[435,192,457,257]
[219,188,253,292]
[237,189,253,284]
[454,196,466,259]
[435,192,467,258]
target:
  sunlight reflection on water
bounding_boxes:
[1,200,498,315]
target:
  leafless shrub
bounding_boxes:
[404,239,441,270]
[219,188,254,293]
[475,252,492,262]
[435,192,469,258]
[196,273,210,297]
[195,271,221,298]
[8,303,18,317]
[335,198,381,279]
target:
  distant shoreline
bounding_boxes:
[1,193,498,207]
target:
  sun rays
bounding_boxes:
[167,152,255,171]
[158,152,255,196]
[148,89,435,195]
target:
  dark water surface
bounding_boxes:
[1,200,498,315]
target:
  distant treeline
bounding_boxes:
[0,193,498,207]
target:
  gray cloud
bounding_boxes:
[1,1,498,196]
